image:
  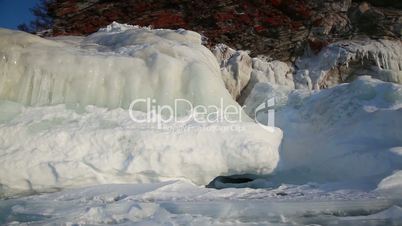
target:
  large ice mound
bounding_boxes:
[0,23,282,196]
[275,77,402,183]
[0,22,238,115]
[0,102,282,196]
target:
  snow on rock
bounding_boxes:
[273,77,402,183]
[0,22,238,114]
[212,44,252,100]
[295,39,402,90]
[0,102,282,196]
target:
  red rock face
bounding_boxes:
[48,0,401,60]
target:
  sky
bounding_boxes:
[0,0,38,30]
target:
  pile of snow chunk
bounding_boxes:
[0,22,238,115]
[295,39,402,90]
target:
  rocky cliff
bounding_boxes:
[47,0,402,61]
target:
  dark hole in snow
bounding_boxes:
[206,175,257,189]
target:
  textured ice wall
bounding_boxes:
[295,39,402,90]
[0,22,238,115]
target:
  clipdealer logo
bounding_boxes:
[128,97,275,131]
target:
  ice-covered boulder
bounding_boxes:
[0,22,239,116]
[0,102,282,196]
[295,39,402,90]
[212,44,252,100]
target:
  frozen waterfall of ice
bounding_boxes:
[0,22,240,117]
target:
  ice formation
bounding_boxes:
[0,102,282,196]
[377,147,402,196]
[241,58,294,114]
[241,76,402,184]
[212,44,252,100]
[274,77,402,183]
[0,22,239,115]
[0,23,283,196]
[1,21,402,224]
[212,44,294,109]
[295,39,402,90]
[249,58,294,89]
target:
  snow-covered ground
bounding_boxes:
[1,180,401,225]
[0,23,401,225]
